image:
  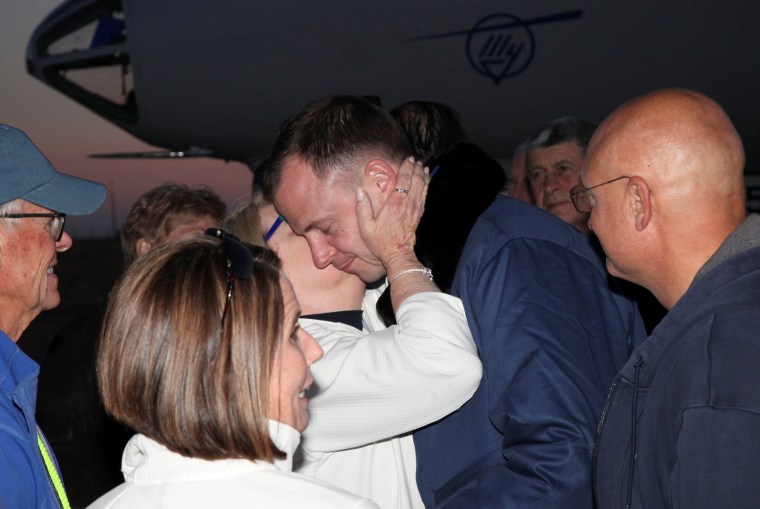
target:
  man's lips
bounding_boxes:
[546,200,571,210]
[332,258,354,272]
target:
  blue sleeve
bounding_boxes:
[447,238,628,508]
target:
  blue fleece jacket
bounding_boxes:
[0,331,63,508]
[594,214,760,509]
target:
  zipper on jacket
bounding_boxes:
[625,358,644,509]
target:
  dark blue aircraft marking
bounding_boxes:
[411,9,583,84]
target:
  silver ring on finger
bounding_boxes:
[394,188,409,194]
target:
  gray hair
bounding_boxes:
[0,199,24,233]
[527,117,597,153]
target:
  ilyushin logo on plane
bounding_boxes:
[413,9,583,85]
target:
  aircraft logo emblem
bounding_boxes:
[467,14,535,84]
[413,9,583,85]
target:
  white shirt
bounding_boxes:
[87,421,378,509]
[297,291,482,509]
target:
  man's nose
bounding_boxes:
[56,230,73,252]
[544,172,560,192]
[306,234,336,270]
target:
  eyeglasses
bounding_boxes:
[264,214,285,241]
[205,228,254,329]
[570,176,631,213]
[0,213,67,241]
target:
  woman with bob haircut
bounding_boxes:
[88,232,378,508]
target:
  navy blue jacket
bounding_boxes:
[594,215,760,509]
[414,196,645,508]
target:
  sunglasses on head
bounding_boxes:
[204,228,254,328]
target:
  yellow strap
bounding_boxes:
[37,430,71,509]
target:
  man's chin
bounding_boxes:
[42,292,61,312]
[349,263,386,284]
[605,259,629,282]
[547,202,577,221]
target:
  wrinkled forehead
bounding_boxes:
[527,141,586,169]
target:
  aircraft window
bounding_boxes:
[62,63,133,107]
[29,4,136,123]
[48,14,125,55]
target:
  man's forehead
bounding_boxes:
[274,162,348,233]
[275,158,319,200]
[21,200,54,214]
[528,142,583,160]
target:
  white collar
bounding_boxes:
[122,420,301,483]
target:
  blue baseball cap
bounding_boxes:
[0,124,107,215]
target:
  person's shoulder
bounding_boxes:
[254,469,379,508]
[301,317,365,353]
[465,197,603,266]
[473,196,575,242]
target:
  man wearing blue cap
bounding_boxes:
[0,124,107,508]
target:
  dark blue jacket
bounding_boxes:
[414,196,645,508]
[594,215,760,509]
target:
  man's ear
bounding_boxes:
[361,159,397,197]
[135,238,153,258]
[627,176,653,231]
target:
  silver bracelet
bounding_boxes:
[391,267,433,283]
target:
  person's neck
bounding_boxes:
[654,221,743,309]
[0,309,35,342]
[299,284,365,315]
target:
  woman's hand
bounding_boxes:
[356,156,429,269]
[356,157,438,310]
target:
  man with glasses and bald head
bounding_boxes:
[584,88,760,509]
[0,124,106,508]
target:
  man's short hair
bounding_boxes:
[98,237,285,462]
[0,199,23,234]
[526,116,597,153]
[120,184,226,266]
[261,96,411,201]
[390,101,469,164]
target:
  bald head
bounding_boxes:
[589,89,745,207]
[584,88,747,308]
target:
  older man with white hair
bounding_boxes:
[0,124,106,508]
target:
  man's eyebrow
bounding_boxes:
[303,219,331,234]
[282,217,308,235]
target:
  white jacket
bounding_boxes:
[297,291,482,509]
[88,421,378,509]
